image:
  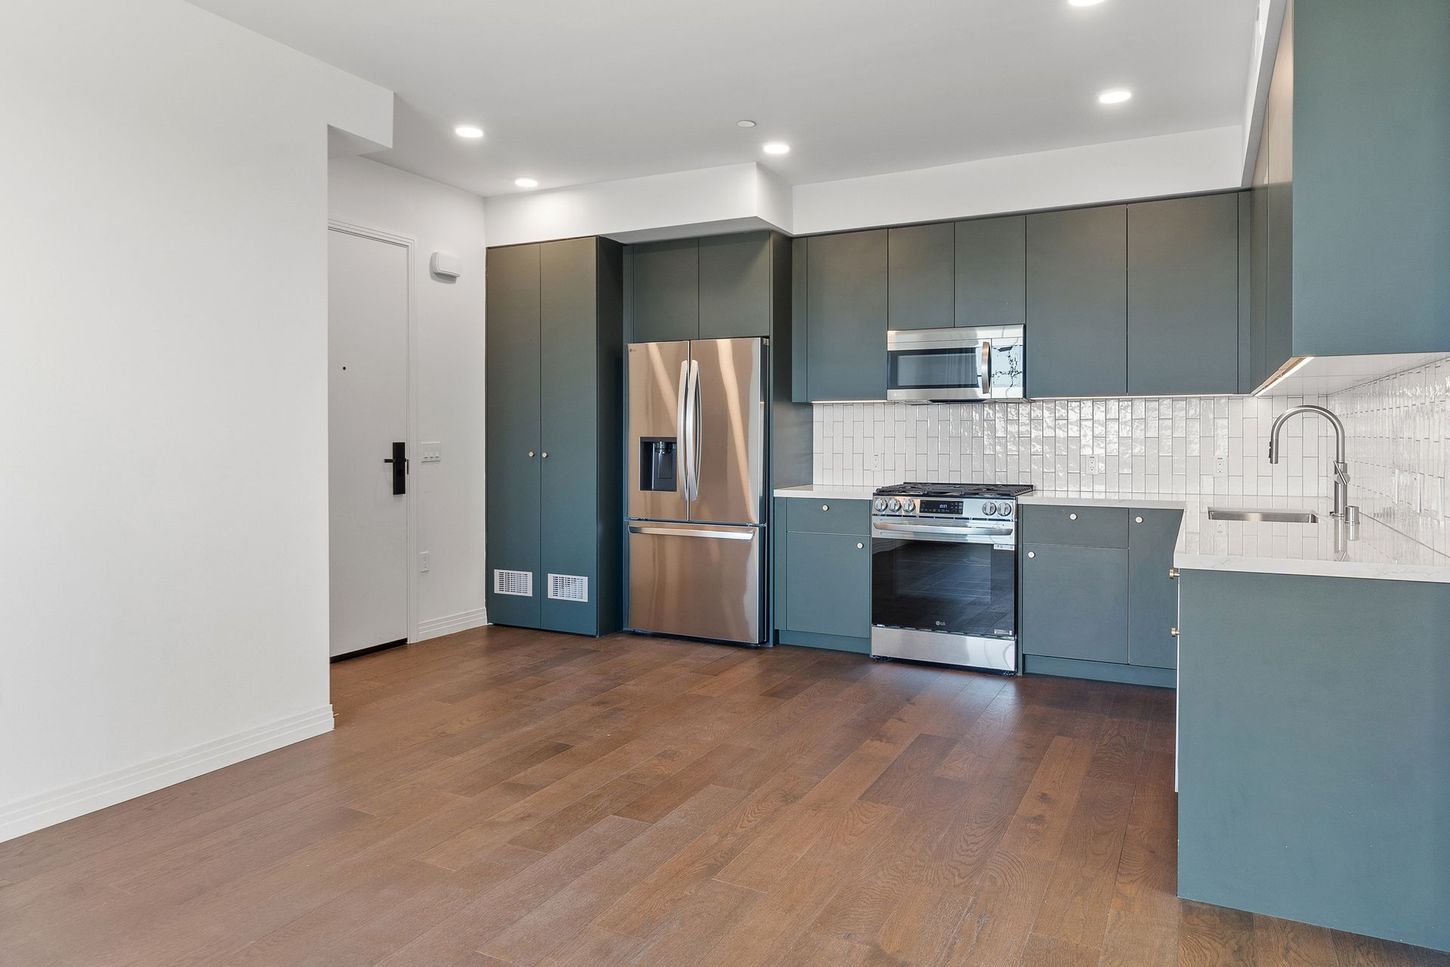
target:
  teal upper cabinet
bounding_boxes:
[1293,0,1449,357]
[630,238,697,342]
[955,215,1026,328]
[801,230,888,400]
[887,223,953,330]
[699,232,771,338]
[1251,0,1450,383]
[1026,205,1128,398]
[629,232,777,342]
[1127,194,1240,396]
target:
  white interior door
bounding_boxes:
[328,228,409,658]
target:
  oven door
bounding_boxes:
[870,520,1018,670]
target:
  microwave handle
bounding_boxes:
[978,340,992,395]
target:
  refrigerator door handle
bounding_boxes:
[628,524,755,540]
[674,357,689,498]
[687,358,702,501]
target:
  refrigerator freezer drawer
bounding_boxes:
[627,523,763,644]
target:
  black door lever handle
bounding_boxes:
[382,441,407,495]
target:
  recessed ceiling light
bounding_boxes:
[514,177,539,189]
[1097,88,1133,105]
[762,142,790,155]
[736,119,757,128]
[1068,0,1106,7]
[454,124,484,139]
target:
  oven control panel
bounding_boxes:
[872,496,1016,520]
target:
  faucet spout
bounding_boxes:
[1267,404,1357,522]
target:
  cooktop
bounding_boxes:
[873,482,1034,499]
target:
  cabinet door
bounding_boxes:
[1026,206,1127,398]
[1021,543,1128,663]
[1128,509,1183,669]
[805,230,888,400]
[955,215,1026,328]
[888,223,954,330]
[783,531,870,639]
[539,238,599,635]
[631,238,697,342]
[699,232,770,339]
[1127,195,1240,396]
[485,244,543,628]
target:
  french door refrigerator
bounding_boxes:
[626,337,767,645]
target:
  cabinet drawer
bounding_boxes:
[788,498,864,536]
[781,497,870,536]
[1022,504,1128,547]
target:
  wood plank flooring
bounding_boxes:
[2,626,1446,966]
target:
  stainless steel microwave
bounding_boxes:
[886,325,1025,402]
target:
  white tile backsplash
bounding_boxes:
[814,356,1449,555]
[813,395,1340,500]
[1331,355,1450,555]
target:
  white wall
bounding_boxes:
[327,156,489,640]
[792,126,1244,235]
[0,0,392,842]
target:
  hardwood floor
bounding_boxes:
[2,626,1445,966]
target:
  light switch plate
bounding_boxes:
[420,441,442,463]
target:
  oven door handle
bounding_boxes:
[871,521,1014,543]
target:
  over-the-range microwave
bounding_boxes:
[886,325,1025,402]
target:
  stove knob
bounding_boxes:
[888,498,902,512]
[982,501,998,517]
[1002,503,1015,518]
[873,497,888,512]
[902,498,916,513]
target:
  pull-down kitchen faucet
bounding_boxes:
[1268,404,1359,523]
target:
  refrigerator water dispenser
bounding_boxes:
[639,437,678,491]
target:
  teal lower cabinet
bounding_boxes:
[1019,505,1182,687]
[773,497,871,652]
[1178,569,1450,953]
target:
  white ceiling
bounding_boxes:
[190,0,1259,198]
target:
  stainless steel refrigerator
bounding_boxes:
[626,337,766,645]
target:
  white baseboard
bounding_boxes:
[0,705,335,844]
[414,606,489,642]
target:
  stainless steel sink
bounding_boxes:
[1208,507,1320,524]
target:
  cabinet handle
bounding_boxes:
[1168,567,1180,580]
[1170,627,1180,638]
[821,504,830,511]
[541,451,549,459]
[1135,516,1144,524]
[1069,513,1078,521]
[1027,551,1036,559]
[856,542,864,549]
[528,450,535,458]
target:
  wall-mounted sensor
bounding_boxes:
[430,251,461,280]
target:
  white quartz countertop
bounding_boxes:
[773,484,879,501]
[1173,497,1450,584]
[782,486,1450,583]
[1018,492,1188,510]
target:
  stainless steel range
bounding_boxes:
[870,482,1032,673]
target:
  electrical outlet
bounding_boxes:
[420,441,442,463]
[1215,457,1227,474]
[419,550,430,572]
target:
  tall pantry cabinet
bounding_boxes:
[485,237,624,636]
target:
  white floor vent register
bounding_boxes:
[547,573,589,603]
[493,569,533,597]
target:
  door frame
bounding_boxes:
[327,218,420,647]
